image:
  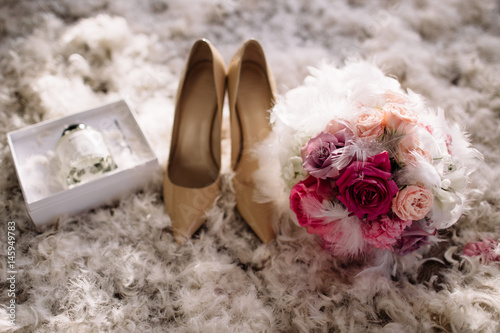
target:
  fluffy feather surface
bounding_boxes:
[1,1,499,332]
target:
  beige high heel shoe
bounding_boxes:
[163,39,226,243]
[227,39,277,243]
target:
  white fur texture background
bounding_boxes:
[0,0,499,332]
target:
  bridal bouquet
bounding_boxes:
[257,62,481,258]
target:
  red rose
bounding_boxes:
[336,151,399,220]
[290,176,334,234]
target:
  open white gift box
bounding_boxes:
[7,100,160,228]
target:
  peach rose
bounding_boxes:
[383,103,418,134]
[392,185,434,221]
[325,118,348,135]
[354,107,386,138]
[395,134,431,166]
[384,90,409,104]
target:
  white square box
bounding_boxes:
[7,100,160,228]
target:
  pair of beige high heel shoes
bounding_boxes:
[163,39,276,244]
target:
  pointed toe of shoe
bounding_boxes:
[233,178,276,243]
[164,176,220,244]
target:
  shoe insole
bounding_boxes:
[169,61,220,188]
[235,61,273,184]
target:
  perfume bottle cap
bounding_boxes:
[61,123,87,137]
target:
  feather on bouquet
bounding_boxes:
[255,62,482,258]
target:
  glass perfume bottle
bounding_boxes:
[56,123,117,188]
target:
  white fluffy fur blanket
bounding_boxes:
[1,1,499,332]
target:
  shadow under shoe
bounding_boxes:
[228,39,277,243]
[163,39,226,243]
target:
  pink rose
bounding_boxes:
[395,134,432,166]
[392,185,434,221]
[354,107,386,138]
[445,134,453,155]
[336,151,399,220]
[362,214,412,250]
[324,119,354,146]
[290,176,335,234]
[383,103,418,134]
[464,239,499,263]
[384,90,410,105]
[325,119,350,136]
[301,131,345,179]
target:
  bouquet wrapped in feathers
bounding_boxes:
[255,62,482,259]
